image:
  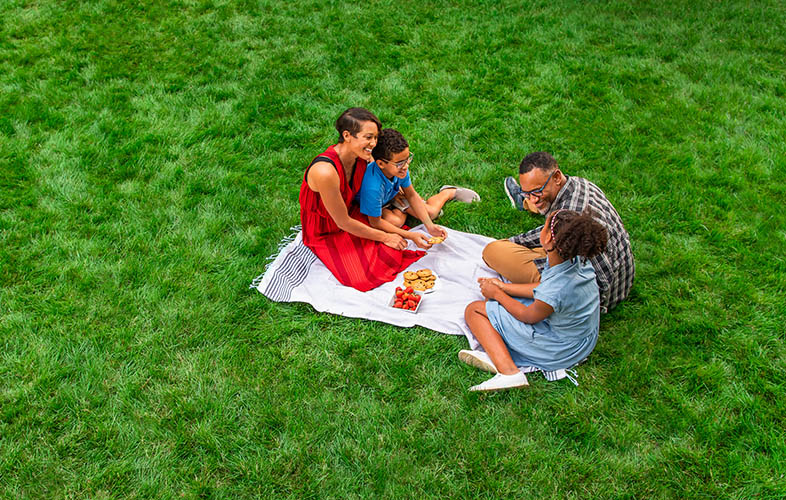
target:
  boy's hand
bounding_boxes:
[408,231,433,249]
[427,225,448,240]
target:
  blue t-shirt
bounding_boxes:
[357,161,412,218]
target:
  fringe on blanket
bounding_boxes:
[521,366,580,386]
[249,225,302,289]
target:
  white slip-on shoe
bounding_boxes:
[469,372,529,392]
[440,185,481,203]
[458,350,498,373]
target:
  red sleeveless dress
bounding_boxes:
[299,145,424,292]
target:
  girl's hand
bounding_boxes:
[408,232,433,249]
[478,277,505,300]
[382,233,407,250]
[427,225,448,239]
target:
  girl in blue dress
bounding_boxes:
[463,209,609,392]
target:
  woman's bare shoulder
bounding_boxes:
[306,161,339,191]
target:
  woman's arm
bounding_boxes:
[367,215,432,249]
[479,279,553,324]
[307,163,406,249]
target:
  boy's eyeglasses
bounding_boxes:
[522,169,558,199]
[382,153,414,170]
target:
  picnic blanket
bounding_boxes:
[252,225,580,384]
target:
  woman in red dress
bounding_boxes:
[299,108,425,291]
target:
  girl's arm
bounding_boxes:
[478,278,537,299]
[308,163,406,249]
[479,280,554,324]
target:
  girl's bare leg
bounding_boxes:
[464,301,519,375]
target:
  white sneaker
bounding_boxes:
[469,372,529,392]
[458,350,497,373]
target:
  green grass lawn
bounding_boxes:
[2,0,785,497]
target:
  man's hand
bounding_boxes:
[426,224,448,240]
[408,231,433,250]
[382,233,407,250]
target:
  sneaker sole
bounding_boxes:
[470,380,529,392]
[503,180,518,209]
[458,350,497,373]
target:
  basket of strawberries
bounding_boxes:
[389,286,423,313]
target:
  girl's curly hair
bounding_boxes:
[550,208,608,262]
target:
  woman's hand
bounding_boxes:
[408,232,433,249]
[426,224,448,240]
[382,233,407,250]
[478,277,505,300]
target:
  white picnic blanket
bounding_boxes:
[251,224,580,384]
[253,225,497,343]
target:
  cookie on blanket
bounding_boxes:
[424,280,435,289]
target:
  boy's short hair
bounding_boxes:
[372,128,409,161]
[335,108,381,143]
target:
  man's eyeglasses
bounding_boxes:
[521,169,558,199]
[381,153,413,170]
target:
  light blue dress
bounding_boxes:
[485,257,600,371]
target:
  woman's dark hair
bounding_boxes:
[335,107,381,143]
[372,128,408,161]
[549,208,608,261]
[520,151,558,174]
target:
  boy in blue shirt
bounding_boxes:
[358,128,480,249]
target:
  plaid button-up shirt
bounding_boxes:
[510,175,634,313]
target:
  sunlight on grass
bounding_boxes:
[1,0,785,497]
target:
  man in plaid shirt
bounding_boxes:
[483,152,634,313]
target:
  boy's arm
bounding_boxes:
[400,185,432,226]
[400,185,446,239]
